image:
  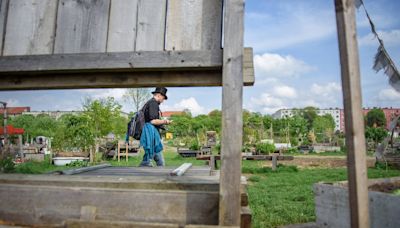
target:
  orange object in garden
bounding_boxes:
[0,125,24,135]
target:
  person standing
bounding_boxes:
[139,87,172,167]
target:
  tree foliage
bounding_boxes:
[82,97,125,139]
[312,114,335,143]
[365,127,387,144]
[366,108,386,128]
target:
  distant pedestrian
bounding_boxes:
[139,87,172,167]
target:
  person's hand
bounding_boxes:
[164,119,173,125]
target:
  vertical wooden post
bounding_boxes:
[334,0,370,227]
[272,155,277,171]
[220,0,244,226]
[125,143,128,162]
[117,141,120,163]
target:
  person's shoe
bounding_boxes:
[139,162,153,167]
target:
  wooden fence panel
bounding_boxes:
[135,0,166,51]
[166,0,222,50]
[3,0,57,56]
[54,0,110,54]
[107,0,138,52]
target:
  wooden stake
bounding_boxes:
[125,143,128,162]
[220,0,244,226]
[334,0,370,227]
[117,141,120,162]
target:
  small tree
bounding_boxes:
[123,88,151,113]
[365,127,387,145]
[366,108,386,128]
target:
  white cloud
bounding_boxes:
[272,85,297,98]
[311,82,342,97]
[358,30,400,47]
[251,93,283,107]
[4,99,20,107]
[378,88,400,101]
[254,53,315,78]
[162,97,206,116]
[83,89,126,100]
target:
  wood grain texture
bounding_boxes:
[0,0,8,55]
[107,0,138,52]
[54,0,110,54]
[0,50,222,72]
[219,0,244,226]
[166,0,222,50]
[243,48,254,86]
[334,0,370,227]
[0,71,222,90]
[0,184,219,226]
[3,0,57,56]
[135,0,166,51]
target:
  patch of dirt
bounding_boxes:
[369,181,400,194]
[262,155,376,168]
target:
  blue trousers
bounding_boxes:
[139,151,164,167]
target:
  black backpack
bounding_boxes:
[127,102,149,140]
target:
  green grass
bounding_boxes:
[247,166,400,228]
[14,156,72,174]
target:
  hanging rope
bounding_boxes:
[355,0,400,92]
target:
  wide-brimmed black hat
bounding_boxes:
[151,87,168,99]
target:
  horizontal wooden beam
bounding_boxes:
[0,49,254,90]
[0,70,228,90]
[0,50,222,72]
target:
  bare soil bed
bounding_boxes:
[262,155,376,168]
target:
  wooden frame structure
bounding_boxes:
[0,0,372,227]
[0,0,248,226]
[334,0,370,227]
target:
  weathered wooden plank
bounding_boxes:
[65,220,238,228]
[135,0,166,51]
[314,183,400,228]
[243,48,255,86]
[0,50,222,72]
[0,71,223,90]
[3,0,57,56]
[240,206,252,228]
[0,0,8,55]
[107,0,138,52]
[0,184,219,226]
[166,0,222,50]
[80,206,96,221]
[334,1,370,228]
[66,219,180,228]
[54,0,110,54]
[62,164,111,175]
[170,163,192,176]
[220,0,244,226]
[0,173,219,191]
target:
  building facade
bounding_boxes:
[274,107,400,132]
[273,108,342,132]
[0,107,31,117]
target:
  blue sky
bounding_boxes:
[1,0,399,115]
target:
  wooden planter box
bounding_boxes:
[314,177,400,228]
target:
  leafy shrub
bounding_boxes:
[189,140,200,151]
[67,160,88,167]
[256,143,276,154]
[0,156,15,173]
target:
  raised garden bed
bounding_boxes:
[314,177,400,228]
